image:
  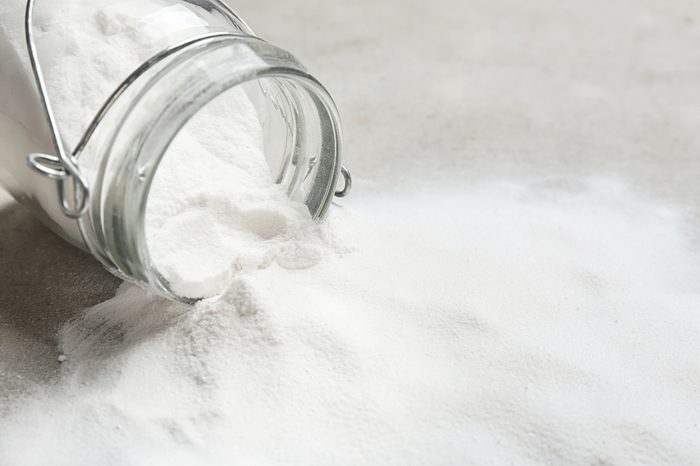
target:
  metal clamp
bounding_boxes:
[25,0,90,219]
[24,0,350,220]
[335,165,352,198]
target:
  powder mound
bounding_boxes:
[2,178,700,465]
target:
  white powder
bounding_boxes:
[2,178,700,464]
[145,86,322,298]
[3,1,700,465]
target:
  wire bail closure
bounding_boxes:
[23,0,350,220]
[24,0,90,219]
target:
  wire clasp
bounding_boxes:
[24,0,90,219]
[22,0,350,217]
[335,166,352,198]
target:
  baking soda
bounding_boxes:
[144,85,322,298]
[2,0,700,464]
[2,179,700,464]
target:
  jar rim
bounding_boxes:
[77,34,342,302]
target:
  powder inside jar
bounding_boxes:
[145,85,320,299]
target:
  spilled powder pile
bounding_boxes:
[2,0,700,464]
[2,178,700,464]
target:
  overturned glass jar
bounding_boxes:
[0,0,350,302]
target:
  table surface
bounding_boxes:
[2,0,699,409]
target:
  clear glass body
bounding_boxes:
[0,0,342,301]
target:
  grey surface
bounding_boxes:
[234,0,700,206]
[1,0,700,406]
[0,189,120,406]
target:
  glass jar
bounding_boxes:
[0,0,347,301]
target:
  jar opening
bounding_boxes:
[77,36,342,302]
[146,78,337,299]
